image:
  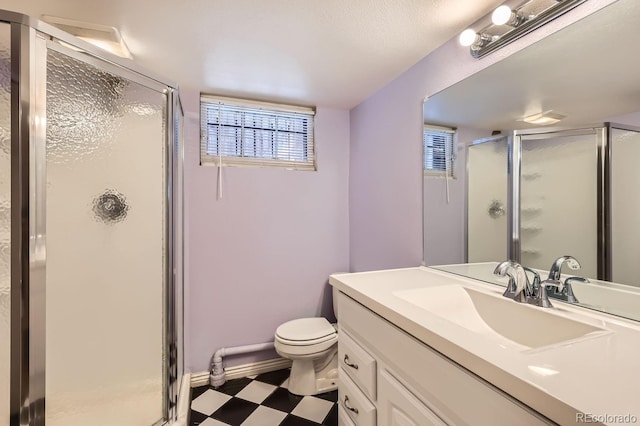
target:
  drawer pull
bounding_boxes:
[343,395,359,414]
[343,354,359,370]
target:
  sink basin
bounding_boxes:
[393,285,608,351]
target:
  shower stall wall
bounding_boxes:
[1,11,183,426]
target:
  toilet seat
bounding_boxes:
[276,317,336,342]
[275,333,337,346]
[275,317,338,356]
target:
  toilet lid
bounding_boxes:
[276,317,336,341]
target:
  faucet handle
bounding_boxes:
[565,276,589,284]
[523,267,540,293]
[562,276,589,304]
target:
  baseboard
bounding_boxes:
[225,357,292,381]
[190,357,292,388]
[190,371,210,388]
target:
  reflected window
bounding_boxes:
[200,95,316,170]
[424,125,456,177]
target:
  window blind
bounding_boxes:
[200,95,316,170]
[424,126,456,178]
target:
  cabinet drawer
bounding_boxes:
[338,405,357,426]
[339,367,376,426]
[338,328,377,400]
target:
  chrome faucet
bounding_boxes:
[542,256,588,304]
[546,255,581,282]
[494,261,531,303]
[494,261,557,308]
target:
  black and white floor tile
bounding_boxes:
[190,369,338,426]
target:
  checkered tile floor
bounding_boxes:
[190,368,337,425]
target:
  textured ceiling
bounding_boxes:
[0,0,504,108]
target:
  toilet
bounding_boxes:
[274,288,339,396]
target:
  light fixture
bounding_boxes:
[458,28,478,47]
[458,29,494,51]
[491,5,527,27]
[42,15,132,59]
[459,0,588,58]
[522,110,567,125]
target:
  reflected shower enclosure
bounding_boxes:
[467,135,509,263]
[466,124,640,286]
[1,11,183,426]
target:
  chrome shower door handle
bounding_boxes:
[343,395,359,414]
[343,354,359,369]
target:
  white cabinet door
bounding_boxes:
[378,369,446,426]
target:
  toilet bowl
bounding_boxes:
[275,317,338,396]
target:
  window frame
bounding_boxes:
[423,125,457,178]
[200,94,316,170]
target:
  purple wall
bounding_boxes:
[348,0,616,272]
[183,89,350,372]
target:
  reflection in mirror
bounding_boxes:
[518,128,599,279]
[421,0,640,322]
[467,135,508,263]
[611,127,640,285]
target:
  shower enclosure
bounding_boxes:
[467,134,509,263]
[466,123,640,285]
[1,10,183,426]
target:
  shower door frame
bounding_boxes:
[464,133,512,263]
[507,123,618,281]
[605,121,640,282]
[6,11,181,426]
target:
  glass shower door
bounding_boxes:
[0,22,10,426]
[518,130,600,277]
[467,135,509,262]
[45,45,167,425]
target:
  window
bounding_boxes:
[423,125,456,177]
[200,95,316,170]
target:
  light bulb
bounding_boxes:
[492,5,514,25]
[459,29,478,47]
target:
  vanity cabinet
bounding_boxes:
[337,292,552,426]
[378,368,446,426]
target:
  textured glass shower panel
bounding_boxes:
[520,134,597,277]
[0,22,10,426]
[611,127,640,287]
[45,49,166,425]
[467,137,508,262]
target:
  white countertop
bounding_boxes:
[329,266,640,425]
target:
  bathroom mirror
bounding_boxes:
[422,0,640,321]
